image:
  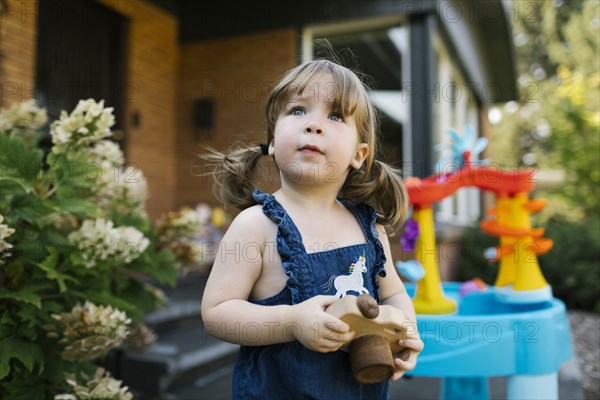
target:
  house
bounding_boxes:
[1,0,516,276]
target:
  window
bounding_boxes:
[303,17,407,167]
[433,34,481,226]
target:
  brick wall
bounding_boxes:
[1,0,179,219]
[100,0,179,219]
[0,0,38,106]
[176,28,297,209]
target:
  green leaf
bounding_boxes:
[0,133,43,194]
[45,152,98,190]
[0,337,42,379]
[9,194,54,226]
[15,308,40,341]
[53,196,98,218]
[118,280,156,314]
[0,313,16,340]
[44,353,66,385]
[35,247,78,293]
[38,231,70,249]
[13,240,45,264]
[1,371,45,400]
[83,291,142,320]
[112,212,151,233]
[132,250,179,286]
[0,288,41,309]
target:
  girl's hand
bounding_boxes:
[289,295,355,353]
[390,336,424,382]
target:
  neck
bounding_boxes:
[275,180,342,213]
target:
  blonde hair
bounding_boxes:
[202,59,408,234]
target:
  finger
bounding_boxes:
[395,348,411,362]
[324,319,351,333]
[398,338,424,351]
[324,329,354,344]
[390,370,405,382]
[316,295,340,308]
[317,339,345,353]
[394,355,416,372]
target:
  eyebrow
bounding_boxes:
[286,92,312,104]
[286,91,343,107]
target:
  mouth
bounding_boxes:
[299,144,323,154]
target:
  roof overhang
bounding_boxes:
[148,0,517,102]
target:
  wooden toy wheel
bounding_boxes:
[349,334,395,384]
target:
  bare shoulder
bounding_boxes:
[222,204,272,243]
[375,223,389,239]
[231,204,269,225]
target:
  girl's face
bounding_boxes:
[269,74,368,186]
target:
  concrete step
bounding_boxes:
[105,273,236,398]
[118,316,239,397]
[164,366,585,400]
[122,342,238,396]
[144,299,202,331]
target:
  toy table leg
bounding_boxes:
[507,373,558,400]
[440,377,489,400]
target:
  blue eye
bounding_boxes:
[329,113,343,122]
[290,107,305,116]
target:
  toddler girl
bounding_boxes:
[201,59,423,399]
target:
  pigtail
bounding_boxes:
[342,160,408,235]
[200,144,264,210]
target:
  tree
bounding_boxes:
[489,0,599,220]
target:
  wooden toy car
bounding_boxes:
[326,294,418,383]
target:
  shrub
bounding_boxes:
[539,217,600,312]
[457,217,600,313]
[0,99,179,399]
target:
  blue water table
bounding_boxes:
[395,127,573,399]
[402,282,571,399]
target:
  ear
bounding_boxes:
[268,140,275,156]
[350,143,369,170]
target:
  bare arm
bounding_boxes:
[201,206,353,351]
[376,224,416,322]
[376,224,424,381]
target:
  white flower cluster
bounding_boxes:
[0,214,16,264]
[89,140,125,169]
[50,99,115,156]
[172,207,205,232]
[124,321,158,353]
[144,282,167,307]
[85,138,149,216]
[51,302,131,362]
[14,97,149,216]
[96,164,149,216]
[55,368,133,400]
[0,99,48,137]
[157,207,206,239]
[68,219,149,268]
[155,207,215,274]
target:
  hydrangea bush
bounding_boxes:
[155,204,229,276]
[0,99,180,399]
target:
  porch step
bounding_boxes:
[144,299,202,330]
[108,273,239,398]
[121,321,238,396]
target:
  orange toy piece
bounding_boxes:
[325,294,418,384]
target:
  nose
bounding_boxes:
[304,121,323,135]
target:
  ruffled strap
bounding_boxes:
[252,189,306,305]
[339,199,388,303]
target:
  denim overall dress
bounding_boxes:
[232,190,390,399]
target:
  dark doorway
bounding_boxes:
[35,0,127,153]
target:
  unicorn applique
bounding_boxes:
[321,254,369,298]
